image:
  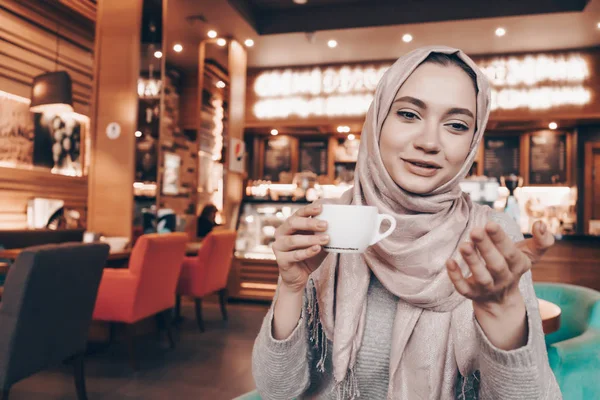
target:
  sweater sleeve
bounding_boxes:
[252,281,312,400]
[476,212,562,399]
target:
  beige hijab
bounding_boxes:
[310,46,493,399]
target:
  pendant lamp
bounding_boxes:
[30,22,73,114]
[30,70,73,114]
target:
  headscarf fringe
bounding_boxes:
[308,280,361,399]
[335,367,360,400]
[307,281,328,373]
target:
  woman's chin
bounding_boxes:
[392,173,441,195]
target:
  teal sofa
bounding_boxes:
[233,390,261,400]
[534,283,600,400]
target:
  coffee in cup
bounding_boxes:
[318,204,396,254]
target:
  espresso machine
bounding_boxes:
[501,174,523,224]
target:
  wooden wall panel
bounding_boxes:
[0,0,94,115]
[87,0,141,238]
[179,69,199,130]
[0,167,87,229]
[0,1,93,231]
[58,0,96,21]
[223,40,247,230]
[1,0,94,49]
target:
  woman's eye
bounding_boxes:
[397,111,419,120]
[447,122,469,131]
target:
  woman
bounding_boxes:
[252,46,560,399]
[196,203,218,238]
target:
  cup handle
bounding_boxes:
[369,214,396,245]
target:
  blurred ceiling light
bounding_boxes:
[173,44,183,52]
[347,133,356,141]
[402,34,413,43]
[293,0,308,4]
[327,39,338,48]
[153,50,163,59]
[495,27,506,37]
[207,30,217,38]
[337,125,350,133]
[548,122,558,130]
[217,38,227,47]
[216,80,226,89]
[597,22,600,29]
[135,130,142,138]
[270,129,279,136]
[245,39,255,47]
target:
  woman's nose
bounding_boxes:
[413,126,441,154]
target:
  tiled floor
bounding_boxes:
[7,301,269,400]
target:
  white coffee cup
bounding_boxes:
[318,204,396,254]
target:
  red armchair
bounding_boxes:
[175,230,236,331]
[92,233,187,369]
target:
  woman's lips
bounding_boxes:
[402,159,441,177]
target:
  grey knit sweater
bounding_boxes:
[252,212,562,399]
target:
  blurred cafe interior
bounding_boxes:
[0,0,600,399]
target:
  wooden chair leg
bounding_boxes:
[72,352,88,400]
[194,298,205,332]
[218,288,228,321]
[174,295,183,325]
[154,313,164,341]
[0,388,10,400]
[155,311,176,349]
[164,310,176,349]
[125,324,139,371]
[108,322,116,345]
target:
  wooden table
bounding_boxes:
[0,248,131,262]
[0,241,200,266]
[1,248,132,270]
[538,299,561,335]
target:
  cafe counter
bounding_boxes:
[227,223,600,303]
[227,198,302,301]
[528,234,600,292]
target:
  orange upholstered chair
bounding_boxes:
[175,230,236,331]
[92,233,187,369]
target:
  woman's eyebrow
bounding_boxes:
[393,96,427,109]
[392,97,475,119]
[445,107,475,119]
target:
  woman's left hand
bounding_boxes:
[446,220,554,307]
[445,220,555,349]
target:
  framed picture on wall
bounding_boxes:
[0,93,34,167]
[483,135,520,179]
[162,152,181,195]
[263,136,291,182]
[529,133,567,185]
[299,139,328,176]
[33,113,86,177]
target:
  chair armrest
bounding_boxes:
[589,301,600,330]
[547,328,600,368]
[93,269,138,322]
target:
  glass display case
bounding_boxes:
[227,182,349,301]
[235,200,309,260]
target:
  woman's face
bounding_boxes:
[379,62,477,195]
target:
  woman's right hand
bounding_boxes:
[272,203,330,293]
